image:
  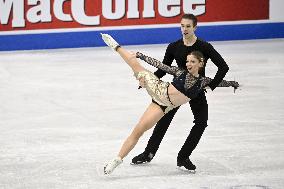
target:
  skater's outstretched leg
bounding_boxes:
[104,103,164,174]
[101,33,145,74]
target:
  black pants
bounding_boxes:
[144,91,208,162]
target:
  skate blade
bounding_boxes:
[130,161,151,166]
[176,166,196,173]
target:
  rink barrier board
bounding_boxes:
[0,22,284,51]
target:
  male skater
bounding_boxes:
[132,14,229,171]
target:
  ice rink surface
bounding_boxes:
[0,39,283,189]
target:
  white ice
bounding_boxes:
[0,39,283,189]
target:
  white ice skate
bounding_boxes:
[104,157,123,175]
[101,33,120,51]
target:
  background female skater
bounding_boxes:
[101,33,239,174]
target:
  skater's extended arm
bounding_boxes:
[136,52,183,76]
[201,77,239,90]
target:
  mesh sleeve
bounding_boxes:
[136,52,180,76]
[201,77,239,89]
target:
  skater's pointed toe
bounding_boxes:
[101,33,120,51]
[104,157,123,175]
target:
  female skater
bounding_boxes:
[101,34,239,174]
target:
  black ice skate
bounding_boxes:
[177,158,196,173]
[131,152,154,165]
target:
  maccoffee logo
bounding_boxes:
[0,0,206,28]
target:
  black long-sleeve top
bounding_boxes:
[154,38,229,91]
